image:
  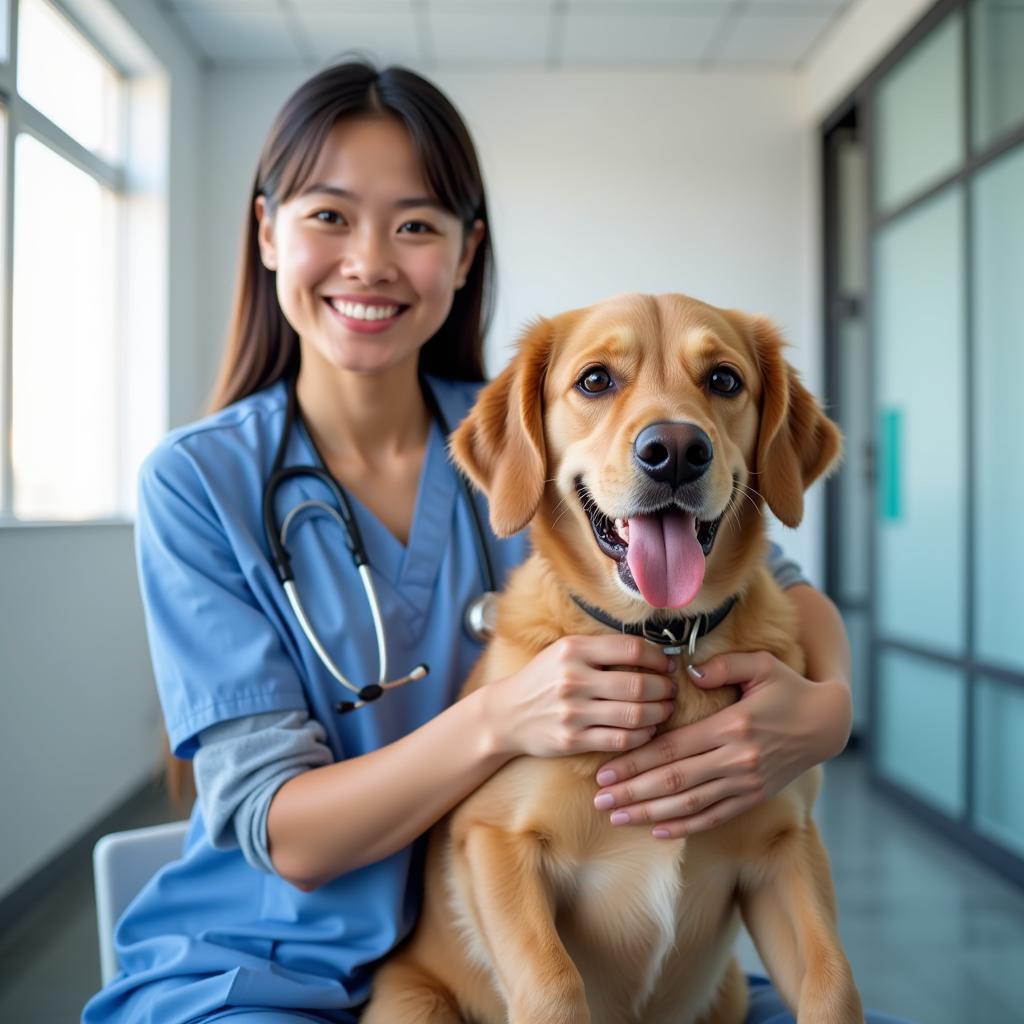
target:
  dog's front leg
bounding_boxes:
[738,817,863,1024]
[460,823,589,1024]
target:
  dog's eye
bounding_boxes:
[576,367,614,395]
[708,366,743,396]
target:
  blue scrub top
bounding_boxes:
[83,375,529,1024]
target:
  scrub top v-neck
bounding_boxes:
[82,373,529,1024]
[291,407,457,618]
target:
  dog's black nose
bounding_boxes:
[633,422,713,487]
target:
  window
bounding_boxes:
[18,0,122,161]
[0,0,165,523]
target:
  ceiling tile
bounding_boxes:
[287,0,414,11]
[566,1,731,8]
[562,11,723,63]
[747,0,847,8]
[713,10,833,63]
[430,0,550,7]
[172,6,305,61]
[429,10,552,64]
[292,8,423,66]
[166,0,282,7]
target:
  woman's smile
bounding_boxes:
[322,293,410,334]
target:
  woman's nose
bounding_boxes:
[342,228,399,285]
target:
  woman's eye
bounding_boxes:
[398,220,435,235]
[708,366,743,396]
[576,366,614,395]
[314,210,344,225]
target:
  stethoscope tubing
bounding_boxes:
[262,371,495,711]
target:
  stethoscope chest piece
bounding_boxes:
[464,590,499,644]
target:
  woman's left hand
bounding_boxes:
[591,652,853,839]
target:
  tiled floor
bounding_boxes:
[2,753,1023,1023]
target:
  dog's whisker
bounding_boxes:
[734,481,764,517]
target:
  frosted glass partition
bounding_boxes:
[975,678,1024,856]
[971,0,1024,151]
[875,12,963,214]
[874,187,965,656]
[973,143,1024,675]
[878,650,965,816]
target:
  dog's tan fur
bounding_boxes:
[363,293,863,1024]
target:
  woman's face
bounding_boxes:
[255,115,483,376]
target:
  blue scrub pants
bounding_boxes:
[198,977,916,1023]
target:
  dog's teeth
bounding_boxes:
[614,518,630,545]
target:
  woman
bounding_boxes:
[84,61,886,1024]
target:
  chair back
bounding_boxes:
[93,819,189,984]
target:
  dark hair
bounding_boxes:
[205,61,493,414]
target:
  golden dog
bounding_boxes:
[363,293,863,1024]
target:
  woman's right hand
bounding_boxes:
[480,635,677,759]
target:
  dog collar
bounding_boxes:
[568,593,739,657]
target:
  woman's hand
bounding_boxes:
[590,652,853,839]
[481,636,678,760]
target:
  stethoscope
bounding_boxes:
[263,373,498,713]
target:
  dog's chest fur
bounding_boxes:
[449,748,742,1022]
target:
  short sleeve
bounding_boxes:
[135,442,309,758]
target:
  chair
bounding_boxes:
[93,819,189,985]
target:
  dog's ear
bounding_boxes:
[449,317,555,537]
[746,315,842,528]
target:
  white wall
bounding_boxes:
[0,0,202,901]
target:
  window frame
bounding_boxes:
[0,0,132,526]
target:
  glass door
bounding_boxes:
[824,0,1024,886]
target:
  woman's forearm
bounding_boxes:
[786,583,852,687]
[786,583,854,760]
[267,686,508,890]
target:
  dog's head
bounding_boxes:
[451,293,841,619]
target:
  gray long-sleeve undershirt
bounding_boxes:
[193,542,809,875]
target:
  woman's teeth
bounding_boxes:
[329,300,400,321]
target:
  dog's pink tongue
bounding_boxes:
[626,511,705,609]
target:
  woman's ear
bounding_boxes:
[747,315,843,528]
[254,195,278,271]
[455,219,485,290]
[449,318,554,537]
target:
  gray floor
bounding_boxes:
[1,753,1023,1023]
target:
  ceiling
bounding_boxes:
[158,0,860,72]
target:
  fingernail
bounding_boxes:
[594,793,614,810]
[667,657,678,672]
[652,828,672,839]
[610,811,630,825]
[596,769,617,786]
[687,663,705,679]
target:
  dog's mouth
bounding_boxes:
[574,476,733,609]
